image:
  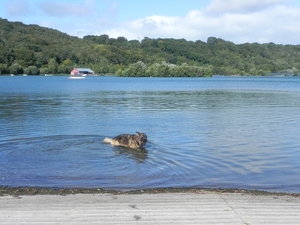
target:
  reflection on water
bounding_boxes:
[114,147,148,163]
[1,76,300,192]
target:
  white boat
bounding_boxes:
[68,76,85,80]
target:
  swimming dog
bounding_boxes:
[103,132,147,149]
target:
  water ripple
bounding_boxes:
[1,76,300,193]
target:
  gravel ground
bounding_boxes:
[1,186,299,197]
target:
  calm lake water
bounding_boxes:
[1,75,300,193]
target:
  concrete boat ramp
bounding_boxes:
[1,192,300,224]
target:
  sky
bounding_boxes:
[1,0,300,44]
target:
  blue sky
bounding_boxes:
[1,0,300,44]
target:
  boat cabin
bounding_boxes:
[71,68,94,75]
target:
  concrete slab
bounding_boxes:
[0,193,300,224]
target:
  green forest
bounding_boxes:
[1,17,300,77]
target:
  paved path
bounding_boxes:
[1,193,300,224]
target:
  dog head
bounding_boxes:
[135,131,147,148]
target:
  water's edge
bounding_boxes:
[1,186,299,196]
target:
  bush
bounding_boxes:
[24,66,39,75]
[9,63,23,75]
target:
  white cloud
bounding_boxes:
[205,0,288,14]
[98,1,300,44]
[40,0,95,17]
[37,0,118,38]
[99,15,180,40]
[6,0,32,16]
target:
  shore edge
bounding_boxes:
[1,186,299,197]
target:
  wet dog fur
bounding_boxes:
[103,132,147,149]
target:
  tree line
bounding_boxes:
[1,18,300,76]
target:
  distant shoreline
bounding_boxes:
[1,74,299,78]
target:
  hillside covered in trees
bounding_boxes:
[1,18,300,77]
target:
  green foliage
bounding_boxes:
[117,61,214,77]
[9,63,23,75]
[1,18,300,76]
[24,65,39,75]
[47,58,58,74]
[121,61,147,76]
[0,63,8,74]
[39,67,49,75]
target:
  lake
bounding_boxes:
[1,75,300,193]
